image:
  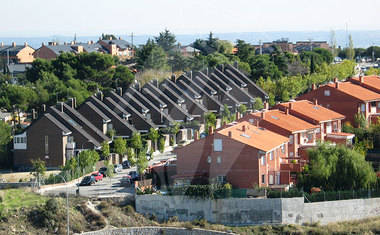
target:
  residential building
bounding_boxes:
[33,41,103,60]
[297,78,380,126]
[174,121,289,188]
[0,42,35,63]
[173,45,200,57]
[274,100,354,145]
[240,109,319,160]
[98,38,134,60]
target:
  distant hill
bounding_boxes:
[1,30,379,49]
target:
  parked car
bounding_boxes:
[114,164,122,173]
[79,176,95,186]
[91,172,103,182]
[128,171,139,182]
[122,160,131,169]
[99,167,108,177]
[120,175,132,186]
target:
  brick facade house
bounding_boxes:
[297,78,380,126]
[274,100,354,145]
[174,121,289,188]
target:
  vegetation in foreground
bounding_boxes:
[1,188,380,234]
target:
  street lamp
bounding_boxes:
[55,174,69,235]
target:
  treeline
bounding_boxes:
[0,52,134,114]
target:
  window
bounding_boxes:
[44,136,49,155]
[68,136,74,143]
[290,152,294,157]
[249,119,254,124]
[378,102,380,109]
[270,151,274,160]
[217,175,226,184]
[261,174,265,184]
[213,139,222,152]
[261,155,266,165]
[281,144,285,153]
[361,103,366,112]
[289,135,294,144]
[371,101,376,107]
[333,122,338,132]
[276,172,280,185]
[217,156,222,164]
[207,156,212,164]
[269,175,274,185]
[315,128,320,134]
[324,90,330,96]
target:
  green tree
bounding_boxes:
[158,137,165,153]
[101,33,117,40]
[238,104,247,115]
[113,65,134,89]
[235,40,253,62]
[100,141,110,160]
[205,112,217,134]
[113,137,127,157]
[30,159,46,187]
[0,121,11,168]
[313,48,333,64]
[130,132,143,154]
[136,148,149,179]
[136,39,168,70]
[221,104,232,123]
[155,29,177,52]
[253,97,264,110]
[298,143,376,191]
[78,150,99,173]
[127,147,136,166]
[249,55,282,80]
[147,128,159,152]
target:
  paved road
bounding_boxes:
[43,151,176,198]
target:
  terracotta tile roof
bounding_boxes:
[327,132,355,137]
[218,121,288,152]
[325,81,380,101]
[350,75,380,92]
[277,100,345,123]
[250,109,318,133]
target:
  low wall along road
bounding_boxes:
[136,195,380,225]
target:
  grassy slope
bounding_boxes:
[1,188,380,235]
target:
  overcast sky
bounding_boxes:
[2,0,380,37]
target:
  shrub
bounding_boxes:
[158,137,165,153]
[192,218,207,228]
[168,216,179,223]
[123,205,135,215]
[183,221,193,230]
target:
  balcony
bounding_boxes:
[66,142,76,149]
[325,132,355,146]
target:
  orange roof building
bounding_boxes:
[350,75,380,94]
[297,78,380,126]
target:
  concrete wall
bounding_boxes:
[136,195,380,226]
[80,227,235,235]
[136,195,287,226]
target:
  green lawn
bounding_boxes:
[0,188,47,211]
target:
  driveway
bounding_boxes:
[43,151,176,198]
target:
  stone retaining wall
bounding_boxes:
[79,227,236,235]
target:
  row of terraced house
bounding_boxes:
[174,75,380,189]
[12,64,268,169]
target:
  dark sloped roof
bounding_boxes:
[44,113,72,135]
[101,39,131,49]
[83,101,111,122]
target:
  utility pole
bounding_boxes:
[308,38,313,51]
[259,40,262,55]
[6,49,9,65]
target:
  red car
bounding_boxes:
[91,172,103,182]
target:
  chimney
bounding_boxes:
[98,91,104,101]
[312,83,317,90]
[0,42,3,47]
[242,125,246,132]
[171,74,176,83]
[73,97,77,108]
[152,79,159,88]
[42,42,45,46]
[289,102,293,110]
[285,107,289,115]
[60,102,64,112]
[117,87,123,96]
[70,98,75,109]
[221,64,224,72]
[236,111,240,120]
[234,61,238,68]
[32,109,37,120]
[228,131,232,138]
[24,42,28,47]
[208,125,213,135]
[42,104,46,112]
[12,42,16,47]
[313,98,318,105]
[189,71,193,79]
[264,101,269,110]
[261,111,265,119]
[194,130,199,141]
[205,67,209,76]
[360,75,364,83]
[109,37,112,40]
[334,77,338,83]
[335,81,339,89]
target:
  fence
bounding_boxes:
[164,185,247,199]
[268,188,380,203]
